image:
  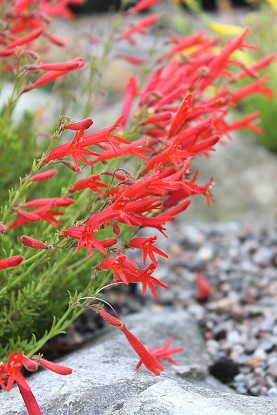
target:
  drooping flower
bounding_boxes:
[94,307,164,375]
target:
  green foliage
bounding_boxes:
[0,111,38,195]
[240,6,277,153]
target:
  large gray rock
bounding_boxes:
[1,309,277,414]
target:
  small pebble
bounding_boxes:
[244,358,262,369]
[267,387,277,398]
[253,349,267,361]
[267,362,277,378]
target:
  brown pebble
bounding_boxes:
[244,358,262,369]
[204,331,214,340]
[169,243,183,256]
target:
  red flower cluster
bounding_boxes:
[0,0,84,83]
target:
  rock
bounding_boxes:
[253,349,267,361]
[209,357,240,383]
[2,309,277,414]
[206,297,237,312]
[175,364,207,381]
[267,387,277,398]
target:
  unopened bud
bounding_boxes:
[0,223,7,234]
[62,118,93,131]
[0,255,24,270]
[21,235,51,250]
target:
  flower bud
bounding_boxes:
[21,236,51,250]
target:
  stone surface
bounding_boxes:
[2,309,277,415]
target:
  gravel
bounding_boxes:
[147,221,277,397]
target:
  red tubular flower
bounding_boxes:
[120,76,138,129]
[230,74,273,102]
[224,112,262,134]
[61,118,93,131]
[98,254,139,284]
[41,129,97,172]
[120,325,164,375]
[127,263,168,297]
[118,14,159,44]
[195,273,213,301]
[61,225,117,257]
[95,308,163,375]
[22,58,84,93]
[22,169,57,183]
[78,117,126,148]
[129,0,162,13]
[21,236,50,250]
[127,236,168,266]
[4,27,45,50]
[199,27,250,93]
[92,137,151,164]
[34,58,84,71]
[160,31,206,61]
[8,203,65,229]
[136,336,183,369]
[0,49,16,56]
[116,54,145,65]
[233,54,276,81]
[168,94,193,138]
[22,197,74,207]
[68,174,108,195]
[0,255,24,270]
[45,32,67,47]
[141,111,172,125]
[38,0,84,19]
[96,307,123,327]
[29,356,72,375]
